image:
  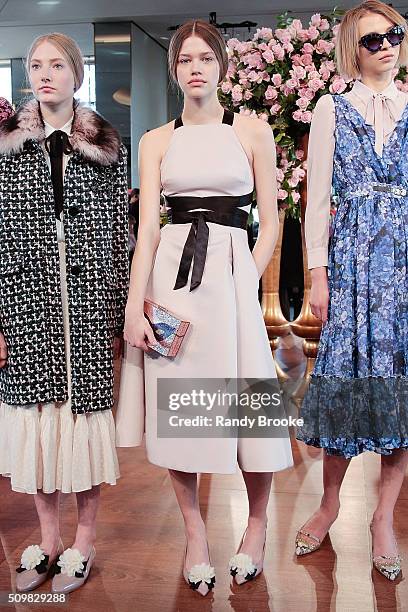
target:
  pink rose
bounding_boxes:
[283,85,295,96]
[320,68,331,81]
[316,39,334,54]
[288,176,300,188]
[231,84,243,102]
[278,189,288,200]
[262,49,275,63]
[247,70,262,83]
[310,13,322,27]
[332,24,340,37]
[293,65,307,79]
[244,90,253,100]
[319,19,330,31]
[286,78,299,89]
[282,41,294,53]
[329,77,347,94]
[291,54,302,66]
[258,42,269,51]
[302,43,315,54]
[292,192,301,203]
[244,51,263,69]
[295,149,305,160]
[292,19,303,31]
[292,109,303,121]
[301,110,313,123]
[274,28,292,44]
[271,44,285,61]
[272,73,282,87]
[276,168,285,182]
[227,38,240,51]
[307,26,319,40]
[258,112,269,122]
[308,77,324,92]
[221,81,232,94]
[297,30,311,42]
[303,88,315,100]
[270,103,281,115]
[296,97,309,110]
[265,85,278,100]
[300,53,313,66]
[255,27,274,41]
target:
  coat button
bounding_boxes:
[71,265,81,276]
[68,205,80,217]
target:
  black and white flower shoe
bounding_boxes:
[229,528,266,585]
[182,542,216,597]
[51,546,96,594]
[16,540,64,592]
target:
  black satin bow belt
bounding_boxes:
[45,130,73,220]
[166,192,252,291]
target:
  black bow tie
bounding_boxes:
[45,130,73,220]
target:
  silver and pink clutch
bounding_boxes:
[143,299,190,357]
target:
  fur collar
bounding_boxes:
[0,99,121,165]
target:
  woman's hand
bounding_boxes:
[0,332,7,368]
[310,267,329,324]
[124,310,157,352]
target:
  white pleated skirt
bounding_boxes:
[0,242,120,494]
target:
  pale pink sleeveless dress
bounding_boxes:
[116,112,293,473]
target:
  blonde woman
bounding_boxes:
[296,0,408,581]
[0,33,128,593]
[121,19,293,596]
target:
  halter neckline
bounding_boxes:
[174,108,234,129]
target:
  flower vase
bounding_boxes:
[289,134,322,404]
[261,208,290,381]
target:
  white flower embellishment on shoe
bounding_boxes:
[20,545,46,571]
[57,548,85,577]
[188,563,216,588]
[229,552,256,578]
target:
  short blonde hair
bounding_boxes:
[168,20,228,86]
[26,32,84,92]
[336,0,408,79]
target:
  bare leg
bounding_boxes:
[71,485,100,558]
[33,490,61,559]
[239,471,272,563]
[299,453,351,543]
[168,470,209,569]
[371,449,408,557]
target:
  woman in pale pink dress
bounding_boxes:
[120,20,293,596]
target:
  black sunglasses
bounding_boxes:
[359,24,405,53]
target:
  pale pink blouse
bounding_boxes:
[305,79,408,269]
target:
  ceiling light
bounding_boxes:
[37,1,61,5]
[95,34,131,44]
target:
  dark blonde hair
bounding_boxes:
[336,0,408,79]
[26,32,84,92]
[168,20,228,85]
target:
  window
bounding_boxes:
[0,61,12,103]
[76,57,95,108]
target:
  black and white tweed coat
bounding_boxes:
[0,99,129,414]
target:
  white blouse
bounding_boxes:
[42,115,74,243]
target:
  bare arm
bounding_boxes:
[250,120,280,277]
[123,131,163,350]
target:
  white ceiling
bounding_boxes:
[1,0,408,59]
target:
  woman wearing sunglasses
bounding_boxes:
[296,0,408,581]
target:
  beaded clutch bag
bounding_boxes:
[143,299,190,357]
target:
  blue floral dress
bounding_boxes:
[297,94,408,458]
